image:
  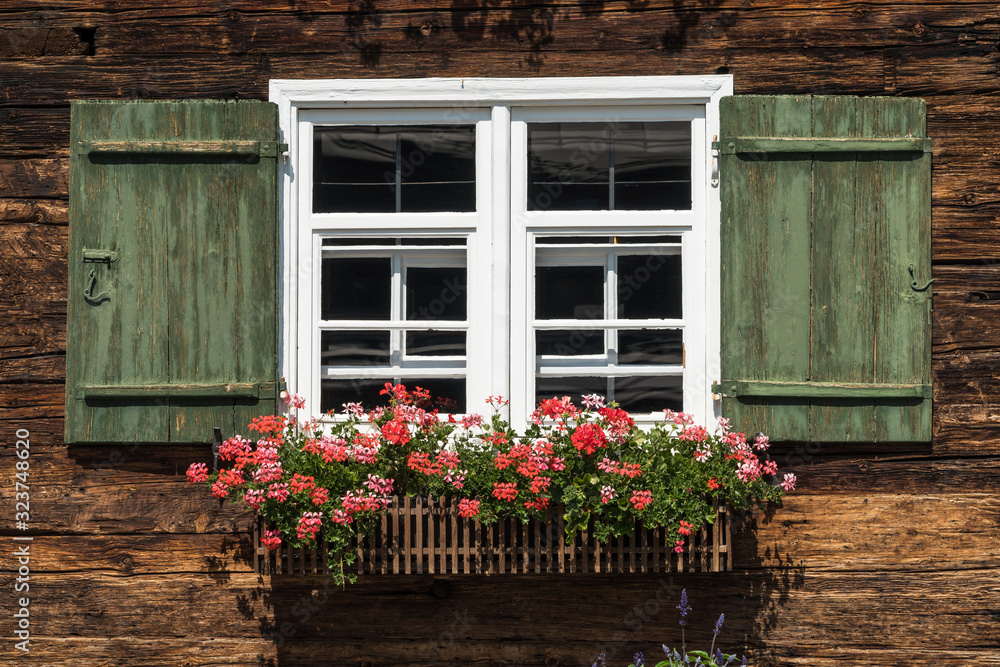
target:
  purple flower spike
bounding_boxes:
[633,651,644,667]
[714,613,725,634]
[677,589,692,626]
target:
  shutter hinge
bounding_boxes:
[710,135,720,188]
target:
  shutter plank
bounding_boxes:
[168,103,239,440]
[811,96,873,442]
[872,99,932,442]
[721,96,812,440]
[235,103,281,432]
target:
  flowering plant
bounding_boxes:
[187,385,794,584]
[594,589,747,667]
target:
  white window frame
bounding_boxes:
[270,76,731,426]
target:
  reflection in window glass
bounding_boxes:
[321,257,391,320]
[321,331,391,366]
[406,378,466,413]
[535,376,607,406]
[618,330,683,365]
[406,332,466,357]
[536,266,604,320]
[534,375,683,412]
[322,379,390,413]
[617,254,682,319]
[614,375,683,413]
[527,121,691,211]
[406,267,467,321]
[314,125,476,213]
[536,330,604,356]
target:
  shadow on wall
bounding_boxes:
[247,513,803,667]
[341,0,730,71]
[63,444,799,666]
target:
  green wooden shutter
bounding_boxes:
[715,95,932,442]
[66,100,282,444]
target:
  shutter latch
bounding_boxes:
[82,249,118,264]
[82,248,117,306]
[908,264,935,292]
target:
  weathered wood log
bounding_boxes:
[0,158,66,198]
[0,197,68,225]
[8,4,989,59]
[2,0,994,12]
[0,106,69,157]
[0,26,93,56]
[20,638,278,667]
[18,569,1000,650]
[0,49,892,104]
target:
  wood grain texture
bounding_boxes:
[9,569,1000,663]
[66,100,280,443]
[0,0,999,664]
[720,96,931,442]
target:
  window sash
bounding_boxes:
[277,77,727,426]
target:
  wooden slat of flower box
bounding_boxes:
[254,499,731,575]
[449,500,457,575]
[380,512,388,575]
[414,495,423,574]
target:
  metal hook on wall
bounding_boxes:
[909,264,935,292]
[82,248,117,306]
[83,269,111,305]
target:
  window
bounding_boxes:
[274,77,729,426]
[65,92,931,443]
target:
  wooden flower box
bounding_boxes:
[254,496,732,575]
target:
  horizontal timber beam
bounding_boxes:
[78,383,262,399]
[713,381,932,399]
[714,137,932,154]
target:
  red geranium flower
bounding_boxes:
[492,482,518,502]
[380,417,411,446]
[457,499,481,518]
[571,423,608,456]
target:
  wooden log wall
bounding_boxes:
[1,1,999,665]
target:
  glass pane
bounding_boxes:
[405,378,466,413]
[402,183,476,212]
[313,125,476,213]
[536,266,604,320]
[613,375,683,413]
[527,121,691,211]
[322,257,391,320]
[314,128,396,213]
[617,254,682,319]
[406,331,466,356]
[528,122,609,211]
[536,330,604,356]
[321,378,391,413]
[406,267,467,321]
[535,376,607,406]
[321,331,391,366]
[618,330,683,365]
[613,122,691,210]
[400,127,476,183]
